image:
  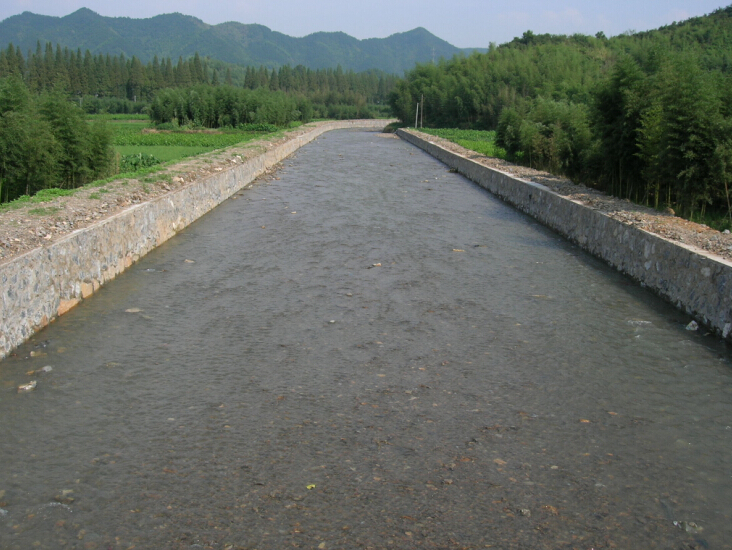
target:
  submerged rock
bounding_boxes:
[17,380,37,392]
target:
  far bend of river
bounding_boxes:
[1,129,732,550]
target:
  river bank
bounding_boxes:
[399,128,732,341]
[0,120,390,359]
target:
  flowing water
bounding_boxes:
[1,128,731,550]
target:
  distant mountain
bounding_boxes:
[0,8,472,73]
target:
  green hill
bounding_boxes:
[0,8,468,73]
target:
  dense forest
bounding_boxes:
[0,41,397,117]
[390,6,732,221]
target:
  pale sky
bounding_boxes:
[0,0,727,48]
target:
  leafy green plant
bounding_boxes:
[420,128,508,160]
[238,123,279,132]
[114,131,251,148]
[119,153,162,173]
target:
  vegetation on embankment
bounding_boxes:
[389,6,732,229]
[418,129,507,160]
[0,76,308,204]
[0,77,116,203]
[0,57,394,207]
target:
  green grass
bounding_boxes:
[114,131,255,148]
[0,188,76,211]
[87,113,150,121]
[0,120,290,211]
[110,121,302,167]
[419,128,508,160]
[116,145,215,162]
[99,117,283,172]
[86,164,167,187]
[28,206,61,216]
[109,119,279,165]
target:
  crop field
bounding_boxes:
[86,116,285,168]
[112,124,261,148]
[115,145,214,163]
[92,114,150,121]
[418,128,508,160]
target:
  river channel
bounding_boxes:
[1,128,731,549]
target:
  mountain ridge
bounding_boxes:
[0,8,483,72]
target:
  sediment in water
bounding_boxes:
[398,128,732,341]
[0,120,388,360]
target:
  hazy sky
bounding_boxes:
[0,0,727,48]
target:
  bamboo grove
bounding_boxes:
[390,7,732,222]
[0,77,115,203]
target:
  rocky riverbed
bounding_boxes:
[2,124,731,266]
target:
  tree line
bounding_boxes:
[0,38,399,203]
[0,41,396,115]
[148,86,309,128]
[390,6,732,222]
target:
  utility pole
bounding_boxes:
[421,94,424,128]
[415,102,419,128]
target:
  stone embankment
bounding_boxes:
[0,120,388,360]
[398,128,732,340]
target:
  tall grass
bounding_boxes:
[418,128,508,160]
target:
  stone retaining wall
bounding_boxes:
[0,120,387,359]
[398,128,732,340]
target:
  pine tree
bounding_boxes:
[83,50,95,95]
[163,57,174,87]
[192,52,204,83]
[54,44,68,89]
[269,68,279,91]
[175,56,191,87]
[201,59,209,84]
[0,50,8,77]
[127,56,146,101]
[43,42,54,89]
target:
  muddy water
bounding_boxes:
[1,128,731,550]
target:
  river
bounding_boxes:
[1,128,731,549]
